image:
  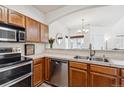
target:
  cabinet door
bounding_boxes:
[90,72,118,87]
[8,10,25,27]
[26,17,40,42]
[33,63,42,86]
[40,24,49,43]
[0,6,7,23]
[33,59,44,86]
[121,79,124,87]
[44,58,51,81]
[69,67,87,87]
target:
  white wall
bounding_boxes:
[48,21,69,49]
[90,26,112,50]
[89,15,124,50]
[108,16,124,49]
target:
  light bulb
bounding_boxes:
[82,29,85,32]
[85,29,89,33]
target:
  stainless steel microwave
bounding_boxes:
[0,26,25,42]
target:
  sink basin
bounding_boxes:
[92,57,109,62]
[74,56,89,60]
[74,56,109,62]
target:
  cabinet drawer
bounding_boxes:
[121,69,124,77]
[69,61,87,70]
[33,58,42,65]
[90,65,118,76]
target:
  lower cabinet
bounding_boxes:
[32,58,122,87]
[121,79,124,87]
[69,61,119,87]
[33,58,44,86]
[69,61,88,87]
[44,57,51,81]
[121,69,124,87]
[90,72,118,87]
[32,57,51,86]
[69,67,87,87]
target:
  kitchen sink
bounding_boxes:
[74,56,89,60]
[74,56,109,62]
[92,57,109,62]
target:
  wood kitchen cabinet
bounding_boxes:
[33,58,44,86]
[8,10,25,28]
[121,79,124,87]
[90,65,119,87]
[40,23,49,43]
[44,57,51,81]
[69,62,88,87]
[26,17,40,42]
[0,6,7,23]
[69,67,87,87]
[0,6,49,43]
[121,69,124,77]
[121,69,124,87]
[69,61,120,87]
[90,72,118,87]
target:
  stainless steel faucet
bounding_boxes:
[89,43,95,60]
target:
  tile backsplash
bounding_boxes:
[45,48,124,59]
[0,43,45,56]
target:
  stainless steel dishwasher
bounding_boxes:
[47,58,68,87]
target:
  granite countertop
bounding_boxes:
[26,53,124,69]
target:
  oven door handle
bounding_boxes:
[0,61,32,72]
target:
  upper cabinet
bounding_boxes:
[0,6,49,43]
[40,23,49,43]
[0,6,7,23]
[8,10,25,28]
[26,17,40,42]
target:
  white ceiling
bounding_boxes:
[33,5,65,14]
[32,5,124,30]
[57,5,124,29]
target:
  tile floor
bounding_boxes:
[39,83,53,87]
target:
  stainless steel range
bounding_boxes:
[0,48,32,87]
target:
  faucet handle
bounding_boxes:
[89,43,92,49]
[93,50,95,54]
[103,54,106,58]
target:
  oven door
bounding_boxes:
[0,61,32,87]
[0,27,17,42]
[10,73,32,87]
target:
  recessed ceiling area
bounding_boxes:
[32,5,124,29]
[57,5,124,29]
[33,5,65,14]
